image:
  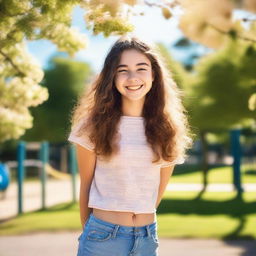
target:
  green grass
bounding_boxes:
[157,191,256,240]
[1,191,255,239]
[1,163,255,239]
[0,202,81,236]
[171,163,256,184]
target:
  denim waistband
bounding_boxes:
[86,213,157,237]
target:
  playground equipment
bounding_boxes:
[7,160,71,180]
[0,163,10,199]
[45,163,71,180]
[0,163,10,190]
[15,141,77,215]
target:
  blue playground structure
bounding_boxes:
[0,163,10,192]
[0,141,78,215]
[16,141,77,214]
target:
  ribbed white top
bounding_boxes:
[67,115,184,214]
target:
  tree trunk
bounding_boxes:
[199,130,209,191]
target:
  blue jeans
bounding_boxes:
[77,212,159,256]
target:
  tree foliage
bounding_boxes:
[188,39,256,130]
[146,0,256,112]
[178,0,256,48]
[158,37,255,132]
[0,0,136,142]
[1,0,256,143]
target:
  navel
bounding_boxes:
[132,213,136,227]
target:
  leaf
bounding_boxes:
[123,0,137,6]
[248,93,256,111]
[161,7,172,19]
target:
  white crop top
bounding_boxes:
[67,115,184,214]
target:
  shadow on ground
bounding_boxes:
[158,191,256,256]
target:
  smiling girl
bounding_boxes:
[68,35,193,256]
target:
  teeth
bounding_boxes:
[126,85,143,90]
[128,86,140,90]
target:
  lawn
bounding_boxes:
[171,163,256,184]
[1,190,255,239]
[157,191,256,240]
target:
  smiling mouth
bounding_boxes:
[125,84,144,91]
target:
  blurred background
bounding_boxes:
[0,1,256,256]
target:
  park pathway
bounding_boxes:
[0,232,256,256]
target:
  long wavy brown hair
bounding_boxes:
[69,35,194,164]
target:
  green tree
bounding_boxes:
[188,39,256,189]
[21,56,93,142]
[157,39,256,189]
[190,39,255,131]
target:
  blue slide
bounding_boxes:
[0,163,10,191]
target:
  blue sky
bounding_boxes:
[27,4,192,72]
[27,5,251,73]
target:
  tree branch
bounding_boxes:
[143,0,185,9]
[0,49,26,77]
[208,23,256,43]
[143,0,164,8]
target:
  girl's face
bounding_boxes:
[114,49,154,102]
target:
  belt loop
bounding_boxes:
[112,224,119,238]
[146,225,151,237]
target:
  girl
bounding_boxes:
[68,35,193,256]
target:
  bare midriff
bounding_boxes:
[92,208,156,227]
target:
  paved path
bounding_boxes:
[167,183,256,192]
[0,232,255,256]
[1,178,255,221]
[0,179,78,221]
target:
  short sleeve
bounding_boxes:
[161,157,185,168]
[67,118,95,152]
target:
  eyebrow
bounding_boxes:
[117,62,150,69]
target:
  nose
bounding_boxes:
[127,72,140,83]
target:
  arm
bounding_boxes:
[155,165,175,209]
[76,143,97,228]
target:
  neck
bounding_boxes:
[121,98,145,117]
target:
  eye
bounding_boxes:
[117,69,127,73]
[138,68,147,71]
